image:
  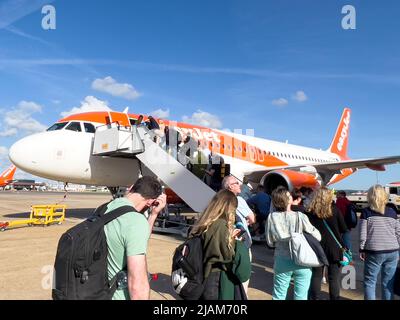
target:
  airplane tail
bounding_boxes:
[0,164,16,182]
[328,108,351,159]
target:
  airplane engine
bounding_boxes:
[261,169,320,194]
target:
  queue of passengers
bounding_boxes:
[190,179,400,301]
[90,174,399,301]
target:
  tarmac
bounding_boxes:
[0,190,386,300]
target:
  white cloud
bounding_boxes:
[92,76,141,100]
[17,100,42,113]
[292,90,308,102]
[0,147,10,174]
[0,128,18,137]
[0,146,8,158]
[150,108,170,119]
[272,98,289,107]
[61,96,112,117]
[182,110,222,129]
[1,101,46,136]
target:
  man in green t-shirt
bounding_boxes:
[104,176,166,300]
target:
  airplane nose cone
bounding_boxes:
[9,135,39,173]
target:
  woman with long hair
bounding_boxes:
[266,187,321,300]
[306,187,348,300]
[190,189,250,300]
[360,185,400,300]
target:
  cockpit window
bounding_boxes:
[46,122,68,131]
[65,122,82,132]
[84,123,96,133]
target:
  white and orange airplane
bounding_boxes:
[0,164,16,188]
[8,108,400,195]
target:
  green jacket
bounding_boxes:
[201,219,251,300]
[219,240,251,300]
[202,219,233,278]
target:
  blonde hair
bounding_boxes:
[367,185,388,214]
[190,189,237,251]
[307,187,334,219]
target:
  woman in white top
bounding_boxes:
[266,187,321,300]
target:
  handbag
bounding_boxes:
[289,213,323,268]
[323,220,352,266]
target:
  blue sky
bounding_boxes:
[0,0,399,189]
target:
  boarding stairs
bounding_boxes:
[92,122,216,213]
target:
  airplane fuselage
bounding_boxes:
[8,111,350,188]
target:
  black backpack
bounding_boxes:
[171,235,205,300]
[52,202,134,300]
[344,203,358,229]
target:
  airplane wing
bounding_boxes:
[244,155,400,183]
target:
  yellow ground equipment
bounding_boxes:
[0,204,66,231]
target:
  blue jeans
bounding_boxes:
[364,251,399,300]
[342,231,352,252]
[273,255,312,300]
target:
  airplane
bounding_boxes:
[7,108,400,200]
[0,164,17,188]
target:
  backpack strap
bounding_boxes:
[102,204,137,295]
[93,201,112,216]
[101,205,136,225]
[322,220,343,249]
[296,212,301,234]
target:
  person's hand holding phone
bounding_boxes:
[232,223,246,241]
[150,193,167,216]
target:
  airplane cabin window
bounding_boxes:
[84,123,96,133]
[65,122,82,132]
[47,122,68,131]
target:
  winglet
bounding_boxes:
[328,108,351,159]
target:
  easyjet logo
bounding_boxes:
[175,126,221,143]
[337,112,350,152]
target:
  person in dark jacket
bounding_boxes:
[190,190,251,300]
[360,185,400,300]
[335,190,354,251]
[247,185,271,237]
[306,187,348,300]
[291,189,306,213]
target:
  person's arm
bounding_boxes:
[237,196,255,225]
[301,213,321,241]
[359,210,368,260]
[247,211,256,225]
[127,255,150,300]
[204,168,215,176]
[265,215,275,248]
[147,194,167,231]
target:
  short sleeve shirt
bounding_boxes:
[236,196,253,248]
[104,198,150,300]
